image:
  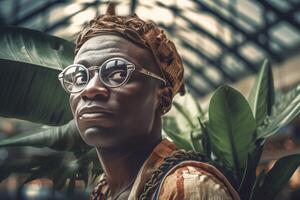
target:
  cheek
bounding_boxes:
[117,81,156,109]
[69,94,80,117]
[115,81,158,132]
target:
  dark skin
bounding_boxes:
[69,34,172,200]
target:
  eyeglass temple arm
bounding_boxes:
[135,67,166,85]
[90,64,166,85]
[59,64,167,85]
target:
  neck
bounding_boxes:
[95,120,162,199]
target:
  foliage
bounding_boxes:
[0,26,73,125]
[0,26,97,194]
[162,59,300,199]
[257,85,300,138]
[208,85,256,182]
[248,60,274,126]
[0,26,299,200]
[250,154,300,200]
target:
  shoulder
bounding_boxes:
[156,161,240,200]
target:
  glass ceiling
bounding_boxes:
[0,0,299,97]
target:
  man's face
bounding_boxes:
[69,34,162,149]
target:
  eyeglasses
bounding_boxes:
[58,57,166,93]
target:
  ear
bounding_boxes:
[156,86,173,115]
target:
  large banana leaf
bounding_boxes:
[257,84,300,138]
[0,146,100,192]
[0,146,68,182]
[0,120,90,153]
[209,85,256,182]
[248,60,274,126]
[0,119,99,188]
[0,26,74,125]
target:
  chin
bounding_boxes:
[85,136,120,149]
[79,126,122,149]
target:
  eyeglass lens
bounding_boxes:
[101,59,128,86]
[62,59,129,93]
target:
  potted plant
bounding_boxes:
[0,26,299,199]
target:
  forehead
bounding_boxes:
[74,34,157,70]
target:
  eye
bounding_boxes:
[107,70,127,80]
[103,69,127,85]
[73,72,87,85]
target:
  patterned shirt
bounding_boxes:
[90,139,240,200]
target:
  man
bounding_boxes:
[58,5,240,200]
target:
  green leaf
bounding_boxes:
[50,149,99,191]
[257,84,300,138]
[209,85,256,182]
[163,127,193,150]
[239,139,265,199]
[249,170,267,200]
[75,149,100,187]
[0,120,90,153]
[201,126,211,160]
[0,146,67,182]
[190,94,205,117]
[248,59,275,126]
[67,174,76,195]
[0,26,74,125]
[251,154,300,200]
[197,117,211,157]
[190,130,203,153]
[0,146,100,191]
[173,101,196,129]
[162,116,182,135]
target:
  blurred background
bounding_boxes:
[0,0,299,199]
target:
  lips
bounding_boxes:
[78,106,114,120]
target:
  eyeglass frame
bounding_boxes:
[58,57,167,93]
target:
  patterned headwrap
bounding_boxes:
[75,4,185,97]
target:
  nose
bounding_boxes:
[80,71,110,100]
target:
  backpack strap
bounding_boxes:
[152,160,198,200]
[138,150,207,200]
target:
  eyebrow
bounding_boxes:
[75,60,90,67]
[75,54,138,68]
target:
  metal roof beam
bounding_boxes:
[44,1,98,33]
[212,0,261,28]
[11,0,67,25]
[193,0,295,63]
[258,0,300,32]
[183,18,257,72]
[236,4,300,60]
[156,2,258,73]
[193,0,281,62]
[184,79,206,97]
[183,59,218,89]
[159,23,237,82]
[180,39,237,82]
[211,0,288,61]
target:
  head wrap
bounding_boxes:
[75,4,185,97]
